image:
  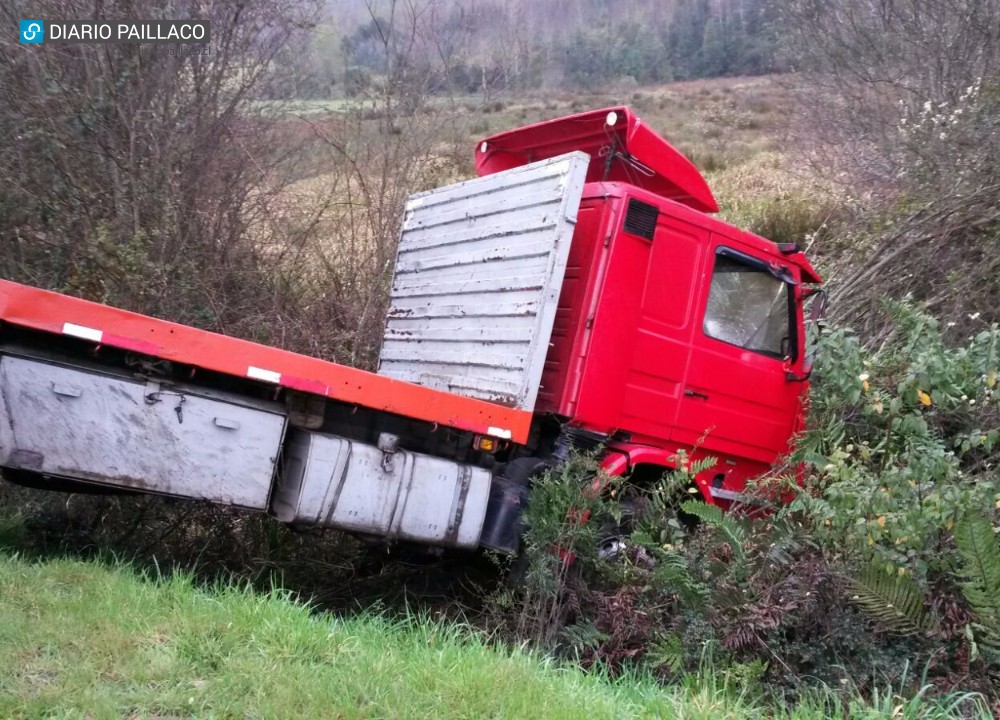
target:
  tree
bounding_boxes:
[0,0,354,354]
[777,0,1000,335]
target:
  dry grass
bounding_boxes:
[274,74,818,235]
[253,76,836,356]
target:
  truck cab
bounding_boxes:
[475,107,822,508]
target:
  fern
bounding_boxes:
[651,550,708,610]
[954,512,1000,655]
[559,617,607,659]
[681,500,747,564]
[649,633,685,674]
[846,565,935,637]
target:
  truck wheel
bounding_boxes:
[502,456,550,485]
[489,456,549,585]
[595,499,638,562]
[480,456,549,556]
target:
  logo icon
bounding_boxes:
[20,20,44,44]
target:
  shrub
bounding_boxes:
[505,303,1000,698]
[789,301,999,580]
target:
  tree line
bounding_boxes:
[279,0,780,99]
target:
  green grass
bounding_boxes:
[0,552,991,719]
[0,553,744,719]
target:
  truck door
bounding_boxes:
[569,196,707,439]
[673,240,804,464]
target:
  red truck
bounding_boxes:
[0,107,822,553]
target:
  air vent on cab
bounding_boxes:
[623,198,659,240]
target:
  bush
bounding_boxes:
[790,301,999,580]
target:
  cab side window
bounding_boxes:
[703,250,793,359]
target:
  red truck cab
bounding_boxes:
[477,107,822,508]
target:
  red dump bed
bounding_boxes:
[475,106,719,213]
[0,280,533,443]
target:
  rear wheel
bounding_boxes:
[594,498,639,562]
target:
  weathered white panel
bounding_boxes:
[398,216,557,255]
[379,151,590,409]
[387,292,543,314]
[272,429,492,548]
[0,354,286,508]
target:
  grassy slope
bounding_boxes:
[0,553,751,719]
[1,553,990,719]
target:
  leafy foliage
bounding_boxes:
[789,302,1000,578]
[680,500,748,565]
[515,452,618,648]
[954,513,1000,657]
[648,551,708,611]
[846,565,935,637]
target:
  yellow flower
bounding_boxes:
[917,389,932,406]
[877,516,887,528]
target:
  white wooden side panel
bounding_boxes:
[378,152,590,409]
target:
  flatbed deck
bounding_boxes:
[0,280,533,443]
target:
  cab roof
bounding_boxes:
[581,180,823,284]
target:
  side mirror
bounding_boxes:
[803,288,828,324]
[786,289,828,383]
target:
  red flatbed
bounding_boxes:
[0,279,533,443]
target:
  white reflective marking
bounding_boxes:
[247,366,281,383]
[606,111,618,126]
[479,141,488,153]
[487,426,512,439]
[62,323,103,342]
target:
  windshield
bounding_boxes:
[703,252,793,359]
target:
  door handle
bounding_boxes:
[684,389,710,400]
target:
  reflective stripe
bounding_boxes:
[62,323,103,342]
[487,426,512,439]
[247,366,281,383]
